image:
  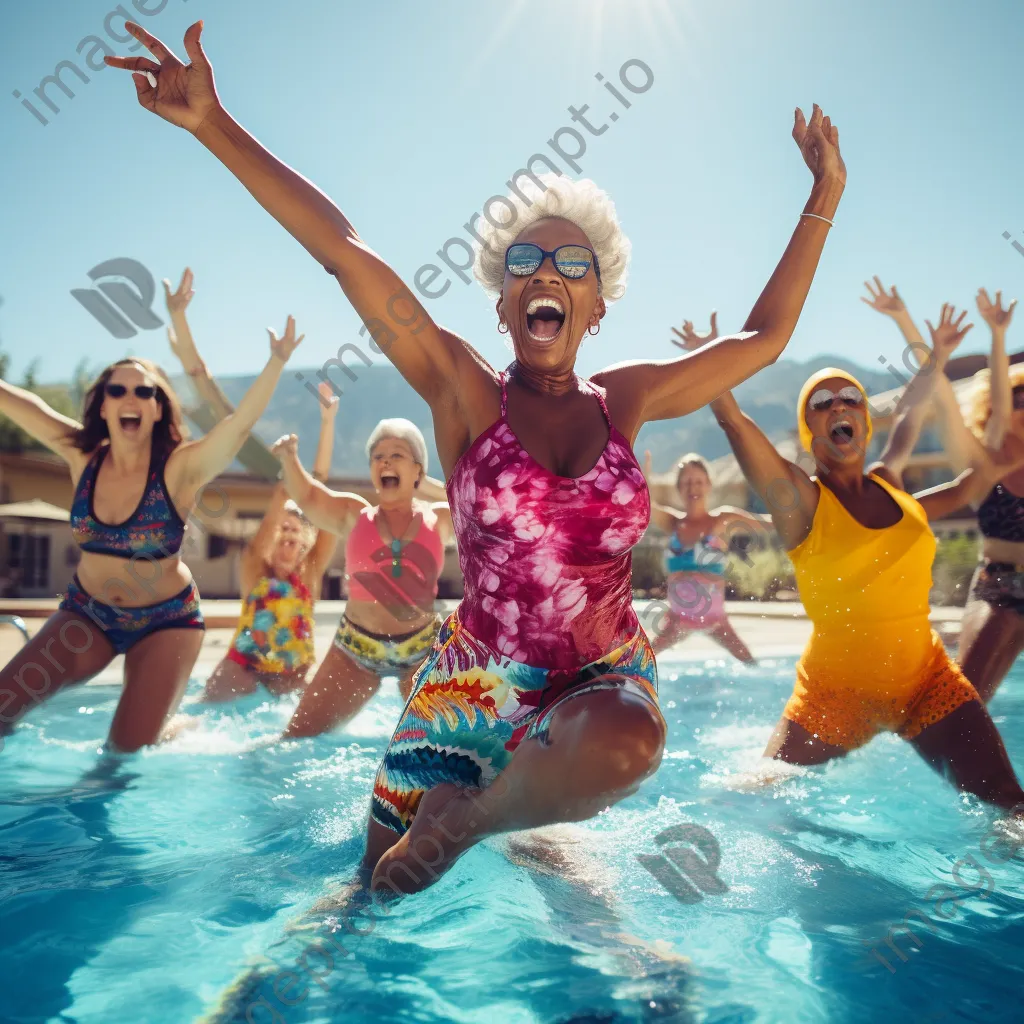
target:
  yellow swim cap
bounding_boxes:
[796,367,873,453]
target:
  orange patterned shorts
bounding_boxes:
[783,631,980,750]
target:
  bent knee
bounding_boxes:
[558,689,666,782]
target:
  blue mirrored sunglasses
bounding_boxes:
[504,243,601,281]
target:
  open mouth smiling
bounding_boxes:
[525,297,566,343]
[380,472,401,490]
[829,418,855,446]
[119,413,142,434]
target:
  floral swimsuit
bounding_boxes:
[372,368,659,835]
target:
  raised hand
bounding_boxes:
[860,276,906,318]
[976,288,1017,334]
[793,104,846,187]
[271,433,301,461]
[671,312,719,352]
[268,316,304,362]
[163,268,194,316]
[925,304,973,358]
[318,381,340,420]
[104,21,220,133]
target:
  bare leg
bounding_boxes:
[281,645,381,739]
[262,668,309,697]
[707,619,757,664]
[108,628,205,752]
[763,716,848,766]
[200,658,258,702]
[957,598,1024,704]
[397,664,423,703]
[909,700,1024,810]
[370,684,666,894]
[651,613,693,654]
[0,611,115,736]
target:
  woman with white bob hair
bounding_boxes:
[272,416,453,739]
[106,19,845,893]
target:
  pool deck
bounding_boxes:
[0,598,965,685]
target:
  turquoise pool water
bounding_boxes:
[2,649,1023,1023]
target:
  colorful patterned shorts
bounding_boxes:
[332,614,442,676]
[783,630,980,749]
[371,610,660,835]
[59,575,205,656]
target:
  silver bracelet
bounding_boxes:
[801,212,834,227]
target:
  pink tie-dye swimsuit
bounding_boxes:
[373,368,660,835]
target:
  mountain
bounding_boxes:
[171,355,897,477]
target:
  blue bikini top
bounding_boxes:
[70,446,186,560]
[665,531,728,576]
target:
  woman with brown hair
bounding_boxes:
[0,322,301,751]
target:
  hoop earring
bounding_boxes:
[497,321,509,334]
[588,322,601,336]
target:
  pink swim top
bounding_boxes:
[345,505,445,613]
[447,367,651,669]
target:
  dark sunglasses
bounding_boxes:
[505,243,601,281]
[808,386,865,412]
[105,383,158,400]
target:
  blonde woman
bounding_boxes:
[863,278,1022,701]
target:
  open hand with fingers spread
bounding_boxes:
[318,381,340,420]
[268,317,303,363]
[164,267,195,316]
[976,288,1017,335]
[104,21,220,133]
[671,312,719,353]
[925,304,972,359]
[793,104,846,188]
[861,277,906,319]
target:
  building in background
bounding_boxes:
[0,452,461,599]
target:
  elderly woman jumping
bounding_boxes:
[106,20,845,891]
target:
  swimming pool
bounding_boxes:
[2,645,1022,1024]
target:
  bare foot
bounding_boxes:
[370,783,484,895]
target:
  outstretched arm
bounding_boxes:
[916,438,1024,521]
[977,288,1017,449]
[595,105,845,431]
[0,379,86,470]
[105,22,482,416]
[164,268,235,422]
[311,382,339,481]
[862,278,987,474]
[270,434,368,536]
[172,317,301,493]
[875,304,972,483]
[711,390,819,551]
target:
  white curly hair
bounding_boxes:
[365,418,429,475]
[472,174,630,303]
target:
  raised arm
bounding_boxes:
[164,268,234,422]
[862,278,987,474]
[874,304,972,484]
[170,317,300,495]
[311,382,339,481]
[0,378,86,471]
[711,389,819,551]
[915,437,1024,522]
[105,22,481,413]
[595,105,845,431]
[270,434,368,537]
[640,450,684,533]
[977,288,1017,449]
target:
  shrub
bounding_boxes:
[931,534,979,607]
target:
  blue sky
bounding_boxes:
[2,0,1024,386]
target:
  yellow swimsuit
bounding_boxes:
[783,472,978,749]
[227,573,315,675]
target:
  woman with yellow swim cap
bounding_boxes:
[700,305,1024,809]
